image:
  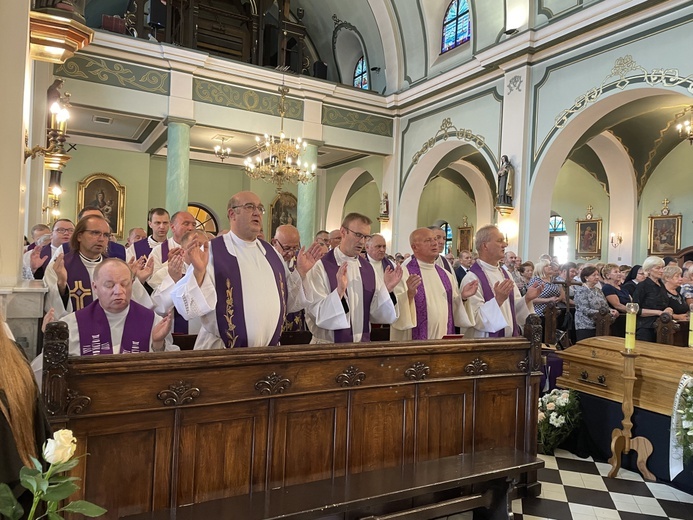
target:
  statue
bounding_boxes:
[497,155,514,206]
[380,192,389,217]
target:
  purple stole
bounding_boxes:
[381,257,394,272]
[161,241,170,263]
[28,243,37,251]
[211,236,286,347]
[321,249,375,343]
[61,241,126,261]
[407,256,454,340]
[439,255,452,274]
[283,261,306,332]
[133,237,154,259]
[39,244,52,271]
[469,261,520,337]
[63,252,95,311]
[76,300,154,355]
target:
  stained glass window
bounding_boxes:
[549,215,566,233]
[353,56,369,90]
[441,0,471,53]
[441,223,453,254]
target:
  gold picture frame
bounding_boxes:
[457,226,474,254]
[648,215,681,256]
[575,219,601,260]
[269,192,297,240]
[77,173,126,239]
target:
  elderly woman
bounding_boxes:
[622,264,646,296]
[661,265,689,319]
[680,264,693,303]
[632,256,673,342]
[574,265,618,341]
[517,261,534,295]
[601,263,631,313]
[528,259,565,316]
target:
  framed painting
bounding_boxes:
[457,226,473,254]
[575,219,601,260]
[648,215,681,256]
[77,173,126,239]
[269,192,298,240]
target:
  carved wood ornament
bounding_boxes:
[404,361,430,381]
[255,372,292,395]
[157,381,201,406]
[335,365,366,387]
[464,358,489,375]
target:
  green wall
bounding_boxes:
[343,181,381,232]
[417,177,476,232]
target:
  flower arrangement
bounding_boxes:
[537,389,581,455]
[0,429,106,520]
[674,382,693,464]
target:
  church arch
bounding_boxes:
[325,167,370,230]
[333,22,370,88]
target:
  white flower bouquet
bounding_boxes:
[675,383,693,463]
[537,389,581,455]
[0,429,106,520]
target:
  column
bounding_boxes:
[297,142,318,245]
[164,117,195,214]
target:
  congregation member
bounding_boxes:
[365,234,394,283]
[146,211,197,289]
[454,250,473,285]
[681,264,693,301]
[391,228,477,340]
[126,208,171,261]
[305,213,401,343]
[26,219,75,280]
[528,259,565,318]
[328,229,342,250]
[661,265,690,319]
[125,227,147,248]
[461,225,542,338]
[517,261,534,296]
[43,216,152,319]
[573,265,618,341]
[171,191,319,349]
[601,263,631,313]
[25,224,50,252]
[633,256,672,342]
[315,230,329,248]
[622,264,646,296]
[503,251,524,287]
[271,225,308,332]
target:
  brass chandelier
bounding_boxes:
[244,85,316,192]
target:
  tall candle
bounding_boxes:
[625,303,638,351]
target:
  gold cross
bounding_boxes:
[662,198,670,207]
[69,280,92,310]
[586,205,593,213]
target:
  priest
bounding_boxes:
[391,228,477,340]
[146,210,197,289]
[364,233,394,284]
[125,207,170,260]
[460,225,542,338]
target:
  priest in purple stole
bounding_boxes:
[391,228,477,340]
[146,211,197,290]
[171,191,321,349]
[271,225,308,333]
[125,208,170,262]
[304,213,402,344]
[460,225,543,338]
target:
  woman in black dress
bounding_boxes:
[632,256,673,342]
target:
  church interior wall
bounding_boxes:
[390,0,427,87]
[343,181,381,234]
[417,177,476,242]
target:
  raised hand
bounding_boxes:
[30,246,48,273]
[524,280,544,302]
[460,279,479,300]
[54,253,67,292]
[136,256,155,284]
[151,311,173,351]
[383,264,403,292]
[296,242,323,277]
[187,239,209,286]
[336,262,348,298]
[41,308,56,333]
[493,278,515,306]
[167,248,185,282]
[406,274,422,300]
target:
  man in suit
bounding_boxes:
[454,250,473,285]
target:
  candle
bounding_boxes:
[625,302,639,351]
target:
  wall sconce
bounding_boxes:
[25,100,71,165]
[610,232,623,248]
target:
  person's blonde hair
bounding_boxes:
[662,265,682,283]
[0,321,38,466]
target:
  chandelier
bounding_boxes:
[676,105,693,145]
[244,84,316,192]
[213,137,232,162]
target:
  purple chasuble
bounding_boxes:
[211,236,287,348]
[468,261,520,337]
[63,252,95,311]
[321,249,375,343]
[440,255,452,274]
[283,261,306,332]
[133,237,153,259]
[76,300,154,355]
[161,241,170,263]
[27,243,36,251]
[407,256,454,340]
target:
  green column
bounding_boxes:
[164,117,195,214]
[297,143,319,246]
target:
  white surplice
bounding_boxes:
[147,237,181,290]
[171,231,308,349]
[125,235,163,262]
[391,261,472,341]
[461,259,533,338]
[304,247,396,343]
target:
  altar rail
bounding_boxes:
[41,317,543,520]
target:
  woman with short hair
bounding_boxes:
[601,263,631,313]
[573,265,618,341]
[633,256,673,342]
[661,265,689,319]
[528,259,565,317]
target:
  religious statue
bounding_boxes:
[497,155,514,206]
[380,192,389,217]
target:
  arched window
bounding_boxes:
[441,0,471,53]
[549,214,569,264]
[353,56,369,89]
[440,223,453,254]
[188,203,219,237]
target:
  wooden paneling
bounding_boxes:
[473,376,526,451]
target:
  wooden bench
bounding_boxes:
[123,448,543,520]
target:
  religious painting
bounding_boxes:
[648,215,681,256]
[269,192,298,240]
[457,226,473,254]
[77,173,126,239]
[575,219,601,260]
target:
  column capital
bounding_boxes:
[302,139,325,148]
[163,116,196,128]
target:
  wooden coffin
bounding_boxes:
[556,336,693,416]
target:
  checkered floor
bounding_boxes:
[509,449,693,520]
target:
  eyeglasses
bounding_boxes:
[83,229,112,240]
[274,239,300,253]
[344,227,372,241]
[232,203,266,214]
[54,228,74,234]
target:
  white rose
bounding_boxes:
[43,429,77,464]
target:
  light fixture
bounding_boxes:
[213,137,232,162]
[244,83,316,192]
[676,106,693,145]
[25,97,71,166]
[610,232,623,248]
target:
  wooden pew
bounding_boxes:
[42,318,544,520]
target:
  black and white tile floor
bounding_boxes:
[510,449,693,520]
